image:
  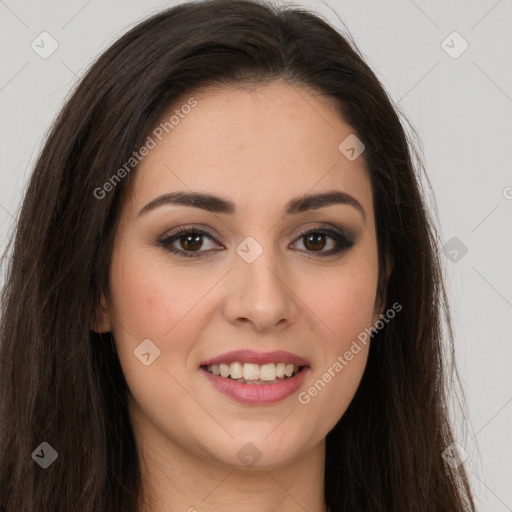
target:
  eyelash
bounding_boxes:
[158,225,356,259]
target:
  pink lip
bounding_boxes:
[199,349,310,367]
[200,366,310,405]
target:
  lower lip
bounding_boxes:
[200,366,309,405]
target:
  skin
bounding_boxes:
[94,81,385,512]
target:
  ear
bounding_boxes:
[91,291,112,333]
[372,254,394,324]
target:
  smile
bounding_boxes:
[199,349,310,405]
[204,362,302,383]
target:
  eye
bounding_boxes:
[158,225,356,258]
[158,227,221,258]
[291,226,355,257]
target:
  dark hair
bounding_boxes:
[0,0,476,510]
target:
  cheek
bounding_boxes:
[106,248,203,431]
[300,250,379,346]
[108,246,205,340]
[295,250,378,423]
[107,244,228,392]
[106,246,200,391]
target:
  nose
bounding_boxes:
[223,243,299,332]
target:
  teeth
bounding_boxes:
[230,362,243,379]
[284,363,294,377]
[205,362,301,381]
[259,363,277,381]
[220,363,230,378]
[243,363,260,380]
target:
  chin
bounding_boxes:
[199,432,309,470]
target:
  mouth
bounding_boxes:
[201,361,303,385]
[199,350,310,404]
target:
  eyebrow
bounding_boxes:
[137,190,366,221]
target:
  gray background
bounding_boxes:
[1,0,511,509]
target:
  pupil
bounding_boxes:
[179,233,327,252]
[182,234,202,251]
[305,233,325,251]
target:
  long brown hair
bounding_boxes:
[0,0,476,510]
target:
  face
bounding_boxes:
[95,81,384,470]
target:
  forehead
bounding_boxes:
[123,81,373,220]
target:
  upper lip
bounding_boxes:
[200,350,310,367]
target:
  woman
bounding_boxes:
[0,0,476,510]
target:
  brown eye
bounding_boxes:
[179,233,203,252]
[292,227,356,256]
[158,228,221,258]
[303,232,328,251]
[159,225,356,259]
